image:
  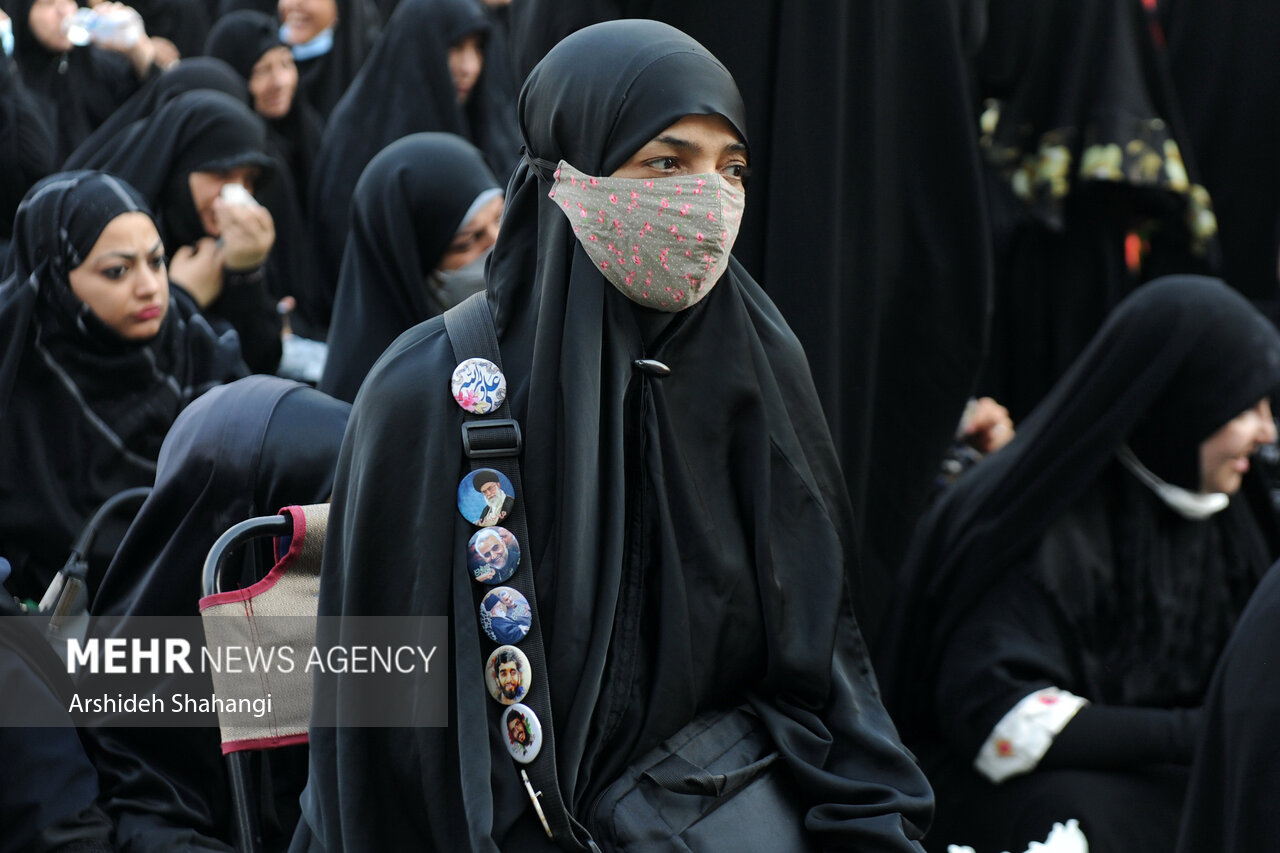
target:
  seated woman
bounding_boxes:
[879,276,1280,852]
[84,374,350,852]
[205,11,322,207]
[205,10,327,338]
[70,89,287,374]
[0,171,245,607]
[277,0,378,120]
[318,133,502,402]
[294,20,932,852]
[9,0,159,161]
[308,0,520,313]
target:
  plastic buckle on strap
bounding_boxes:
[461,419,523,459]
[520,769,553,838]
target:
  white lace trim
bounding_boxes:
[973,687,1088,784]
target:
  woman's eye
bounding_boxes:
[447,233,477,255]
[149,255,166,271]
[102,265,128,281]
[723,163,749,180]
[646,157,679,172]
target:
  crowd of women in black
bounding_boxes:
[2,0,1280,851]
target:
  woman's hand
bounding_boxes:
[88,2,156,78]
[214,198,276,271]
[961,397,1016,455]
[169,238,225,308]
[149,36,181,69]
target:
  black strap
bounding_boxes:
[442,294,599,852]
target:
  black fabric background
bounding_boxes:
[1163,0,1280,314]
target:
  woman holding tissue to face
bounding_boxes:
[70,89,286,373]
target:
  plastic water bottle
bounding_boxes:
[62,7,142,48]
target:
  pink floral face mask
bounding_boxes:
[548,160,745,312]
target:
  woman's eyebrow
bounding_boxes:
[99,240,164,262]
[652,134,697,152]
[651,135,748,157]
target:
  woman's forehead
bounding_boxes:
[521,21,746,172]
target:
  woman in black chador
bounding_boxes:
[71,90,286,374]
[294,19,932,853]
[0,171,245,605]
[307,0,520,310]
[880,276,1280,852]
[278,0,378,121]
[204,11,328,338]
[318,132,502,403]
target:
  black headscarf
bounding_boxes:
[204,9,281,78]
[291,0,380,120]
[64,57,251,171]
[69,89,276,251]
[297,20,932,852]
[308,0,521,305]
[319,133,500,403]
[7,0,152,162]
[0,171,246,603]
[880,275,1280,746]
[84,375,349,851]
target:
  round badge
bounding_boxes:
[502,703,542,764]
[479,586,532,644]
[485,645,532,706]
[451,358,506,414]
[467,527,520,585]
[457,468,516,527]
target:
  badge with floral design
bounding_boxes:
[450,357,506,414]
